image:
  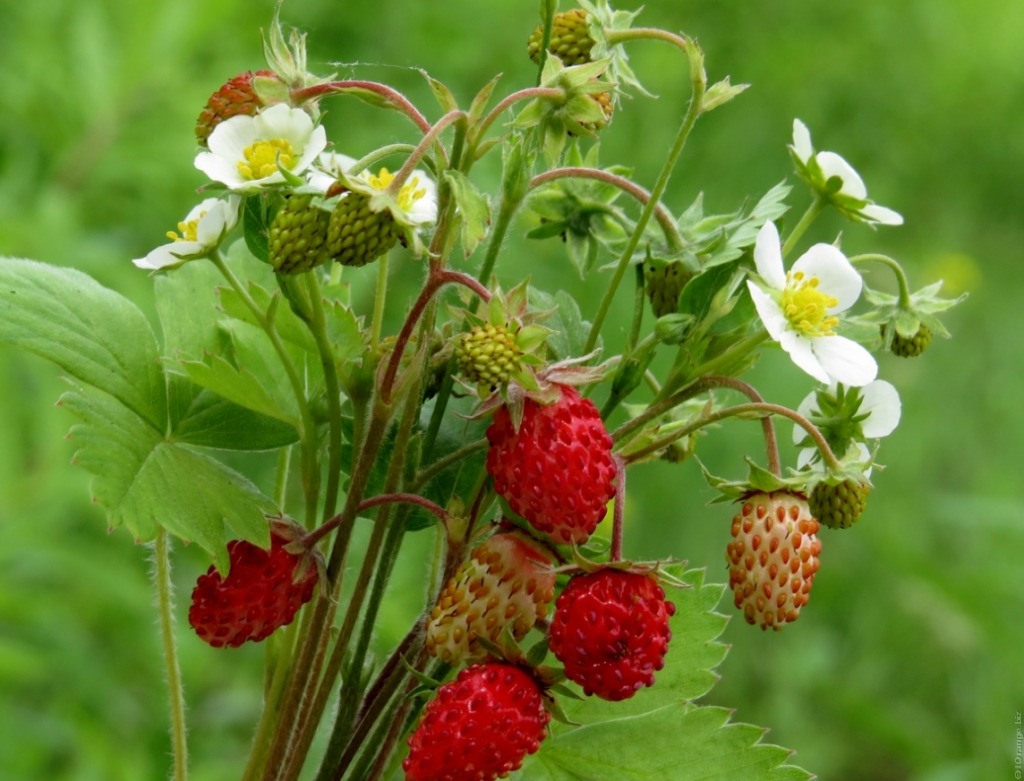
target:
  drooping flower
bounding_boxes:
[194,103,327,191]
[791,119,903,226]
[312,152,438,227]
[794,380,902,469]
[747,221,877,386]
[133,196,240,271]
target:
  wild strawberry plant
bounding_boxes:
[0,2,963,779]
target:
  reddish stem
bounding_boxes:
[380,269,491,403]
[291,80,432,134]
[302,492,448,549]
[610,455,627,562]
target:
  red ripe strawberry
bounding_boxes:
[426,531,556,665]
[485,384,616,545]
[188,522,320,648]
[726,492,822,631]
[195,69,279,146]
[548,569,675,701]
[403,662,550,781]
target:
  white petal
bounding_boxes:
[747,281,789,343]
[753,221,786,289]
[792,119,813,163]
[778,329,832,383]
[206,113,262,160]
[194,196,240,245]
[793,388,821,445]
[797,446,824,472]
[816,151,867,199]
[133,241,204,270]
[403,171,439,225]
[292,124,328,174]
[194,150,246,188]
[860,203,904,226]
[811,335,878,386]
[252,103,314,143]
[860,380,901,437]
[791,243,862,313]
[318,151,360,174]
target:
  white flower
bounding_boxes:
[793,380,902,462]
[194,103,327,191]
[133,196,240,271]
[791,119,903,226]
[310,151,438,227]
[747,221,877,386]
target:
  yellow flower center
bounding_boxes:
[166,213,205,242]
[367,167,428,212]
[237,138,296,180]
[782,271,839,337]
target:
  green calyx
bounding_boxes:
[450,281,551,397]
[269,194,331,274]
[326,192,401,268]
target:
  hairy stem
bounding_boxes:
[154,528,188,781]
[849,253,914,309]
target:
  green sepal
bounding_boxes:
[419,68,459,113]
[444,170,491,257]
[701,76,750,113]
[700,456,808,504]
[242,194,277,263]
[468,73,503,124]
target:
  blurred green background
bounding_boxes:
[1,0,1020,779]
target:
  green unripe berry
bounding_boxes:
[882,323,933,358]
[454,323,523,390]
[809,479,870,530]
[269,195,331,274]
[327,192,401,268]
[527,9,595,66]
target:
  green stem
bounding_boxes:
[585,36,706,354]
[624,400,840,468]
[212,251,320,526]
[781,196,826,258]
[272,446,292,509]
[530,167,684,251]
[849,253,914,308]
[413,438,489,490]
[154,528,188,781]
[536,0,556,85]
[370,253,389,349]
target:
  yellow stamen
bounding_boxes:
[782,271,839,337]
[368,168,427,213]
[166,213,206,242]
[237,138,296,180]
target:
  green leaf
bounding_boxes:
[444,170,492,257]
[520,705,812,781]
[171,386,298,451]
[60,383,273,570]
[516,569,812,780]
[419,69,459,113]
[0,258,165,429]
[529,288,595,361]
[176,319,306,427]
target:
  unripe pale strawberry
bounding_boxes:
[326,192,400,267]
[269,195,331,273]
[485,384,616,545]
[549,569,675,701]
[527,9,595,66]
[810,478,870,530]
[195,70,279,147]
[644,259,692,318]
[882,322,932,358]
[726,492,822,631]
[454,322,524,391]
[426,531,556,665]
[188,521,320,648]
[403,662,550,781]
